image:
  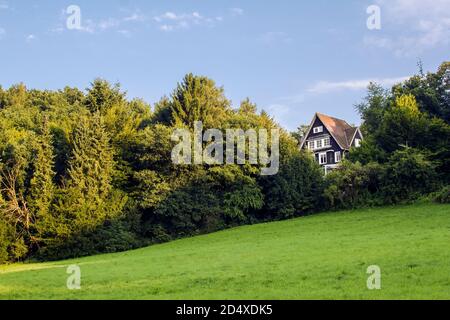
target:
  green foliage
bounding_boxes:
[381,148,438,203]
[352,62,450,180]
[84,79,125,114]
[393,61,450,123]
[28,119,55,240]
[47,113,127,242]
[0,218,12,264]
[324,161,385,209]
[328,149,438,209]
[1,67,449,264]
[169,73,232,128]
[433,186,450,204]
[261,152,325,218]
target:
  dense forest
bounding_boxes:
[0,62,449,264]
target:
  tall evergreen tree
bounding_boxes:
[28,118,55,240]
[54,112,125,237]
[170,74,231,128]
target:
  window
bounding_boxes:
[355,139,361,147]
[313,126,323,134]
[316,139,323,149]
[335,151,341,163]
[324,137,331,147]
[308,141,315,150]
[319,152,327,165]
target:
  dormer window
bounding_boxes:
[313,126,323,134]
[354,139,361,147]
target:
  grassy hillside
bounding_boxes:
[1,202,449,300]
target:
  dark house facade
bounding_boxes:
[300,113,363,174]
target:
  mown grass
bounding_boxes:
[0,202,449,300]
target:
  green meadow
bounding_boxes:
[1,202,449,300]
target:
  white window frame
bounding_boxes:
[335,151,341,163]
[354,139,361,147]
[319,152,327,165]
[316,139,323,149]
[308,141,315,150]
[324,137,331,147]
[313,126,323,134]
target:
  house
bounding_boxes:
[300,113,363,174]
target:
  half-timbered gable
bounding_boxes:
[300,113,363,174]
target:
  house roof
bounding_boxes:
[301,113,360,150]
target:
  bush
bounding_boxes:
[0,218,28,264]
[434,186,450,204]
[324,161,384,209]
[37,207,143,261]
[0,219,11,264]
[260,152,325,218]
[325,148,439,209]
[381,148,438,203]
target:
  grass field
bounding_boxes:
[0,202,449,300]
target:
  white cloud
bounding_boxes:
[0,1,8,10]
[230,8,244,16]
[308,77,410,94]
[52,9,147,35]
[123,12,146,22]
[153,11,223,32]
[117,29,131,37]
[259,32,293,45]
[0,27,5,39]
[98,18,121,31]
[26,34,37,42]
[365,0,450,56]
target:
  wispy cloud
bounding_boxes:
[307,77,410,94]
[153,11,223,32]
[259,32,293,45]
[0,27,5,39]
[0,1,8,10]
[26,34,37,43]
[123,12,146,22]
[364,0,450,56]
[53,9,146,35]
[230,8,244,16]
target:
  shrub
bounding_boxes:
[260,152,325,218]
[0,219,11,264]
[434,186,450,204]
[324,161,384,209]
[381,148,438,203]
[0,218,28,264]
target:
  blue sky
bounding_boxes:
[0,0,449,130]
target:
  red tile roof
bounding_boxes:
[316,113,358,149]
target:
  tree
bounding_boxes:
[393,62,450,123]
[260,151,324,219]
[169,74,232,128]
[51,112,126,239]
[28,119,56,241]
[84,79,125,114]
[355,83,390,136]
[378,94,426,152]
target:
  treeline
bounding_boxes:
[0,63,449,264]
[325,62,450,208]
